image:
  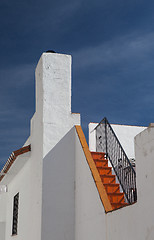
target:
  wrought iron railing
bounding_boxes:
[95,117,137,204]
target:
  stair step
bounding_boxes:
[91,151,130,210]
[108,193,124,203]
[94,159,108,167]
[97,166,112,175]
[103,183,120,193]
[100,174,116,184]
[91,152,106,160]
[111,202,128,210]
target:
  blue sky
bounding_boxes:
[0,0,154,168]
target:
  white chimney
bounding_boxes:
[35,52,80,156]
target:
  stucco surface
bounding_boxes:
[0,52,80,240]
[0,194,6,222]
[0,222,5,240]
[89,123,154,240]
[42,127,76,240]
[41,125,154,240]
[36,53,80,157]
[42,127,107,240]
[75,128,107,240]
[105,126,154,240]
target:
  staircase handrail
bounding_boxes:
[94,117,137,204]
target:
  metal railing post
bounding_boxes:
[105,118,108,159]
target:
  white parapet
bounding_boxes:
[35,52,80,157]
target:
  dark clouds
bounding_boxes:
[0,0,154,167]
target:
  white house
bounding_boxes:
[0,52,154,240]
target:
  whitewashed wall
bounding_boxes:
[41,127,107,240]
[36,53,80,157]
[3,123,152,240]
[41,124,154,240]
[75,128,107,240]
[41,127,76,240]
[0,222,5,240]
[4,154,43,240]
[0,52,80,240]
[89,122,146,159]
[1,108,43,240]
[0,193,6,240]
[83,123,154,240]
[105,125,154,240]
[0,193,6,222]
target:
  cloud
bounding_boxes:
[0,63,35,87]
[71,30,154,127]
[0,63,34,168]
[73,31,154,71]
[19,0,82,35]
[0,63,35,112]
[72,30,154,100]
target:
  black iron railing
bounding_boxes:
[95,117,137,204]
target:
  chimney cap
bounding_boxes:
[46,50,56,53]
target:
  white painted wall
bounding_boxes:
[75,128,107,240]
[0,193,6,240]
[77,123,154,240]
[111,124,146,159]
[0,222,5,240]
[89,123,97,152]
[0,193,7,222]
[4,155,43,240]
[39,124,154,240]
[103,125,154,240]
[134,126,154,239]
[42,127,107,240]
[0,52,80,240]
[41,127,76,240]
[0,102,43,240]
[2,121,153,240]
[89,122,146,159]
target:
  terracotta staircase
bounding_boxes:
[91,152,128,210]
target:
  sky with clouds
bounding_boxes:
[0,0,154,168]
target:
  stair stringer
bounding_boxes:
[75,126,113,213]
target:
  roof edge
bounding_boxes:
[0,145,31,182]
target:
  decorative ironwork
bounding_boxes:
[12,192,19,235]
[95,117,137,204]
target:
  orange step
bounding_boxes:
[111,202,128,210]
[108,193,124,203]
[94,159,108,167]
[103,183,120,193]
[100,174,116,184]
[97,166,112,175]
[91,152,106,160]
[90,151,130,211]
